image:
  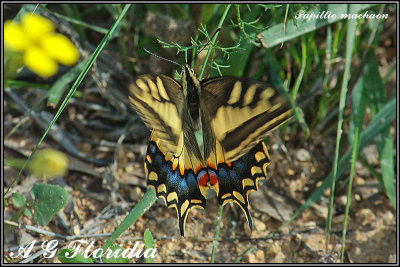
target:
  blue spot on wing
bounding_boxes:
[186,172,197,187]
[229,169,238,181]
[233,160,245,172]
[169,169,178,184]
[179,178,188,191]
[148,143,157,154]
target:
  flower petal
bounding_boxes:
[41,33,79,66]
[24,46,58,78]
[21,13,55,43]
[4,20,31,51]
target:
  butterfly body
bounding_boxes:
[129,64,291,236]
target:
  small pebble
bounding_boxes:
[130,187,143,202]
[254,250,265,261]
[295,148,311,162]
[265,241,281,258]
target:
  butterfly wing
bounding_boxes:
[129,74,206,236]
[129,74,184,155]
[201,76,292,162]
[144,135,206,236]
[200,76,292,230]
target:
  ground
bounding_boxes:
[4,126,396,263]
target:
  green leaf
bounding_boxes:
[4,48,24,80]
[24,208,32,217]
[198,4,231,80]
[217,37,252,77]
[12,192,26,208]
[57,249,93,263]
[326,4,358,246]
[348,75,367,144]
[290,37,310,137]
[47,59,87,107]
[200,4,218,25]
[216,5,260,77]
[143,229,155,263]
[102,245,129,263]
[363,50,395,209]
[340,8,367,257]
[31,183,68,226]
[4,80,50,89]
[101,189,157,252]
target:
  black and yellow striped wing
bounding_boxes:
[128,74,184,156]
[200,76,292,162]
[198,76,292,234]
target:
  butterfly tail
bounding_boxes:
[213,141,270,232]
[145,139,206,236]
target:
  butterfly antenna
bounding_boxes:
[141,47,183,68]
[197,27,221,55]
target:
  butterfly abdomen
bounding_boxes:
[182,65,202,132]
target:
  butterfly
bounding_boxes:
[128,64,292,236]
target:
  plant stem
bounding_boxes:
[199,4,231,80]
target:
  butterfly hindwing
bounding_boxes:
[145,136,206,236]
[212,141,271,231]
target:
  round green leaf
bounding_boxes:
[31,183,68,226]
[12,192,26,208]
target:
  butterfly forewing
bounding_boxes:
[200,77,292,162]
[129,74,185,155]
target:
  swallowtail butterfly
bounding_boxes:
[129,63,292,236]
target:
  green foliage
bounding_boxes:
[143,229,155,263]
[363,50,395,209]
[102,245,130,263]
[46,59,87,107]
[57,249,94,263]
[31,183,69,226]
[12,192,26,208]
[101,189,157,253]
[6,185,66,234]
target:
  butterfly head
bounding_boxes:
[180,65,200,95]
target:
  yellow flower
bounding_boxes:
[4,21,31,51]
[29,148,69,180]
[41,34,79,66]
[24,46,58,78]
[4,13,79,78]
[21,13,55,42]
